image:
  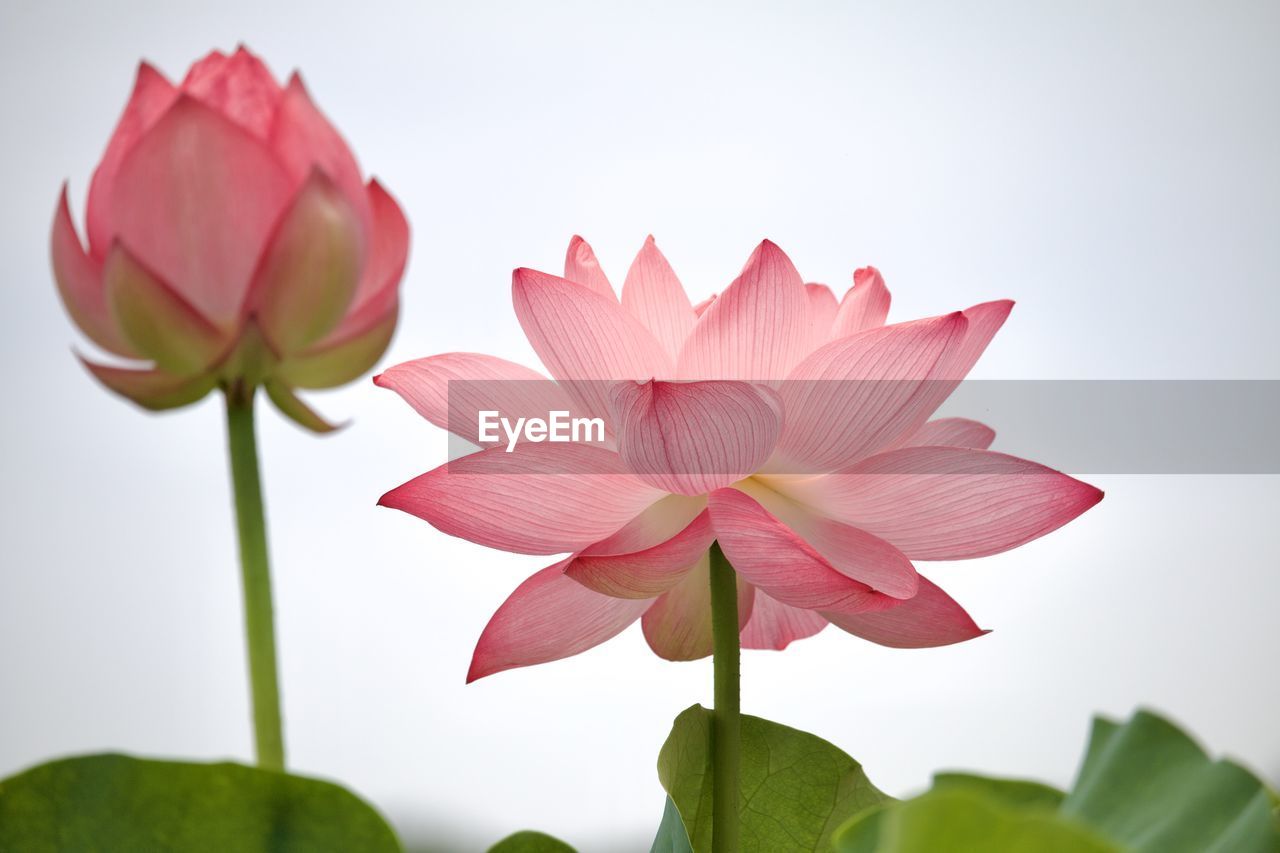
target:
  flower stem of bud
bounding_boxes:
[708,541,740,853]
[225,385,285,771]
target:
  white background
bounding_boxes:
[2,1,1277,850]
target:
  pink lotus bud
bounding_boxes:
[52,46,408,430]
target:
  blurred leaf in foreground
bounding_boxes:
[0,753,400,852]
[487,828,576,852]
[833,709,1280,853]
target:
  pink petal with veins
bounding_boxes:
[830,266,891,338]
[467,560,651,681]
[708,488,900,614]
[804,283,839,350]
[641,554,754,661]
[513,266,673,422]
[779,446,1104,560]
[740,591,828,650]
[567,502,713,599]
[564,235,617,301]
[621,236,696,359]
[823,575,987,648]
[375,353,575,445]
[771,313,967,473]
[677,240,810,382]
[903,417,996,449]
[379,443,663,555]
[610,379,782,495]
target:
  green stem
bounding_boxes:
[708,541,740,853]
[224,386,285,771]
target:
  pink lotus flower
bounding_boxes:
[52,46,408,429]
[378,237,1102,680]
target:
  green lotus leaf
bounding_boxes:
[657,704,890,852]
[487,829,576,852]
[0,752,400,852]
[833,709,1280,852]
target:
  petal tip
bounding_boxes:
[966,299,1015,321]
[52,184,77,241]
[466,646,501,683]
[753,238,790,265]
[135,59,171,88]
[852,266,888,292]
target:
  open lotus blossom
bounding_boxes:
[378,237,1102,680]
[52,45,408,430]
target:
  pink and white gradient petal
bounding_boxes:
[467,560,652,682]
[563,235,617,302]
[823,575,987,648]
[513,267,673,422]
[903,417,996,449]
[771,313,967,473]
[873,300,1014,454]
[610,379,783,495]
[677,240,811,382]
[707,488,899,614]
[804,283,840,349]
[374,353,575,445]
[641,554,754,661]
[379,443,663,555]
[937,300,1014,379]
[740,591,828,651]
[621,236,696,359]
[830,266,891,339]
[778,446,1104,560]
[735,479,918,598]
[567,503,712,599]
